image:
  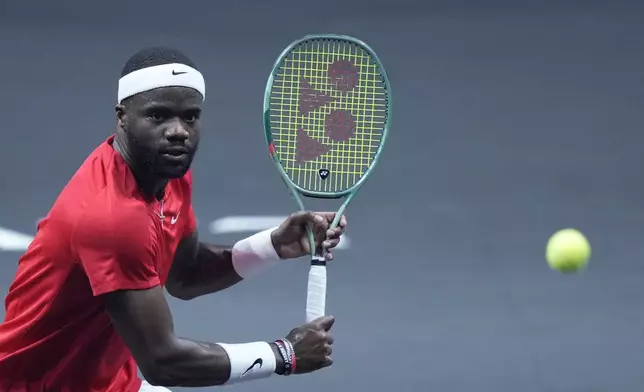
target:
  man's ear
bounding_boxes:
[115,104,126,130]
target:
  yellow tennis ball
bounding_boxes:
[545,228,591,273]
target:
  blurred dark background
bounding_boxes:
[1,0,644,391]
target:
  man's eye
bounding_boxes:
[149,112,165,122]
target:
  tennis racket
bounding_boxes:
[263,34,392,323]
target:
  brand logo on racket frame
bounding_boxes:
[318,168,330,180]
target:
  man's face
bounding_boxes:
[117,87,202,179]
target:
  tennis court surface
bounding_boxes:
[1,1,644,391]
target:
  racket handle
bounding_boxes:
[305,257,327,323]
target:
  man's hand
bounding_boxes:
[270,211,347,261]
[285,315,336,374]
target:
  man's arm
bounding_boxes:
[71,205,287,388]
[103,285,285,387]
[166,211,346,301]
[165,231,249,300]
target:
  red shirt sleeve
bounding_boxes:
[71,197,161,296]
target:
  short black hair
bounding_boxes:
[120,46,197,77]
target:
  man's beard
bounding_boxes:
[145,142,197,179]
[127,134,158,175]
[125,132,198,179]
[156,154,195,178]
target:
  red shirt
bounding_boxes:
[0,135,196,392]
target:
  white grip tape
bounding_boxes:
[306,264,327,323]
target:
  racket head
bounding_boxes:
[263,34,392,199]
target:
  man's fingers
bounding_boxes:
[323,356,333,368]
[289,211,325,227]
[309,315,335,331]
[300,211,347,232]
[291,212,346,253]
[326,228,344,239]
[321,315,335,331]
[315,211,337,222]
[338,215,347,228]
[294,212,346,227]
[314,229,327,249]
[314,212,346,226]
[304,214,328,250]
[288,212,328,242]
[323,239,340,250]
[301,212,328,231]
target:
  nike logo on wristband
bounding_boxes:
[241,358,263,376]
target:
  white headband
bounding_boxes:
[117,62,206,103]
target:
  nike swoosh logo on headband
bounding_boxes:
[172,70,187,75]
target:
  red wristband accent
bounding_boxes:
[290,350,297,373]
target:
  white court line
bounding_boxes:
[0,227,34,251]
[209,216,351,249]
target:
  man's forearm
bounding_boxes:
[168,228,281,300]
[147,337,285,387]
[104,281,289,388]
[169,242,242,300]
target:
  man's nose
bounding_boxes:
[165,118,189,141]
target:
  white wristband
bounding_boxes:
[231,227,281,279]
[217,341,276,384]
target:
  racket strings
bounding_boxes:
[269,39,389,194]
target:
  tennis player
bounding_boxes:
[0,47,346,391]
